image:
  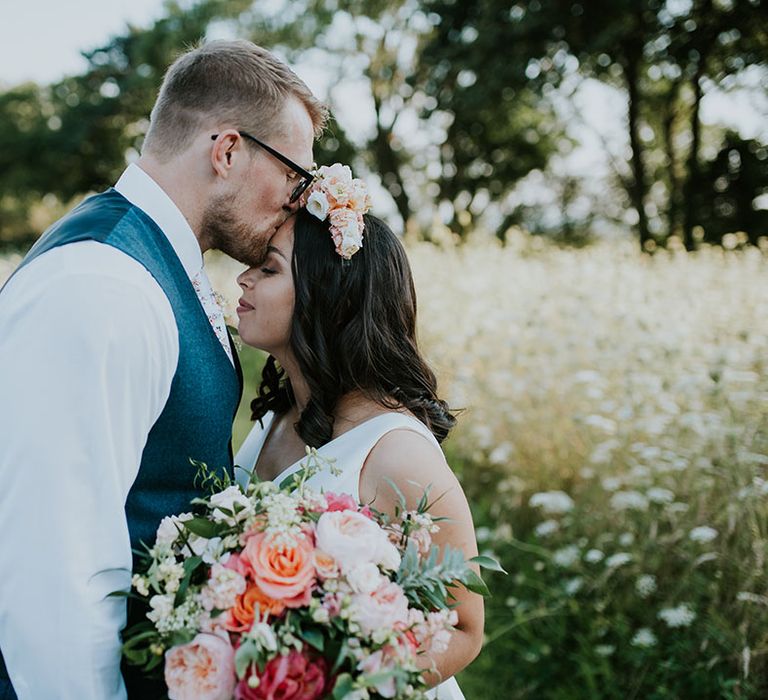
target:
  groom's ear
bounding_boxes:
[210,131,240,177]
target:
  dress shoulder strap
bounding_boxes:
[352,412,441,453]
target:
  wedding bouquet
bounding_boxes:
[119,452,501,700]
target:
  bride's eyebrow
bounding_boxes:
[267,244,288,261]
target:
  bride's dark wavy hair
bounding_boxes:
[250,208,456,447]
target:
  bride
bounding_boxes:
[233,167,483,699]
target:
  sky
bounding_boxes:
[0,0,169,86]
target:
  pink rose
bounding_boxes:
[165,633,236,700]
[350,580,410,637]
[324,492,357,513]
[235,647,330,700]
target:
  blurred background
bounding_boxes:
[1,0,767,696]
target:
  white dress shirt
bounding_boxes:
[0,164,222,699]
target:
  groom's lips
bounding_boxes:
[236,298,255,314]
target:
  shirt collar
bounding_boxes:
[114,163,203,278]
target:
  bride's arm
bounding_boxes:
[359,429,485,686]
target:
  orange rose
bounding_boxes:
[225,584,285,632]
[242,532,316,608]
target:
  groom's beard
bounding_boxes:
[200,193,269,267]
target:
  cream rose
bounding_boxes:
[315,510,400,573]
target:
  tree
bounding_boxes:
[416,0,564,238]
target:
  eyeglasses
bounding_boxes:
[210,131,315,203]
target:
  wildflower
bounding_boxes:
[605,552,632,569]
[552,545,580,568]
[529,491,574,514]
[565,577,584,595]
[584,549,604,564]
[635,575,657,598]
[658,604,696,628]
[631,628,657,648]
[646,487,675,504]
[534,520,560,537]
[610,491,649,511]
[689,526,718,544]
[619,532,635,546]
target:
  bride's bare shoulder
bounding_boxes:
[358,425,459,509]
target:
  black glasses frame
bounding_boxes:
[210,131,315,203]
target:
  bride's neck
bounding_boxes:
[279,357,374,426]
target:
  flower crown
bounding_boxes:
[304,163,372,259]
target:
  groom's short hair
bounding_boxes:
[143,40,327,159]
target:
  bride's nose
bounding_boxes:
[237,268,256,289]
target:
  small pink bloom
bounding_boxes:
[313,550,340,580]
[235,647,329,700]
[350,580,410,637]
[165,633,236,700]
[324,492,358,512]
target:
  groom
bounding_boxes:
[0,40,326,699]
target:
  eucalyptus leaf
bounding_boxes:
[470,555,507,574]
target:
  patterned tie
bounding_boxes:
[190,268,234,364]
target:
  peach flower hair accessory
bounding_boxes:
[304,163,372,260]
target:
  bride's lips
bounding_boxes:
[236,298,255,314]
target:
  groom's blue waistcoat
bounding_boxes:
[0,189,243,699]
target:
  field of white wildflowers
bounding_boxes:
[2,236,767,697]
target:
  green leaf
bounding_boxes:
[183,517,224,539]
[300,626,325,652]
[383,477,407,511]
[470,555,508,574]
[463,569,491,597]
[332,673,354,699]
[235,639,258,679]
[174,555,203,606]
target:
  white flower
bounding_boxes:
[475,526,493,543]
[610,490,649,511]
[248,621,278,653]
[658,603,696,628]
[209,485,254,526]
[534,519,560,537]
[552,545,580,568]
[198,563,246,611]
[306,190,330,220]
[316,510,400,573]
[689,526,718,544]
[146,593,175,623]
[155,512,193,547]
[131,574,149,597]
[529,491,575,514]
[584,549,605,564]
[595,644,615,657]
[605,552,632,569]
[631,628,657,648]
[346,562,384,595]
[565,577,584,595]
[584,414,617,434]
[601,477,622,492]
[647,487,675,504]
[619,532,635,546]
[635,574,657,598]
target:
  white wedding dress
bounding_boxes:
[235,410,466,700]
